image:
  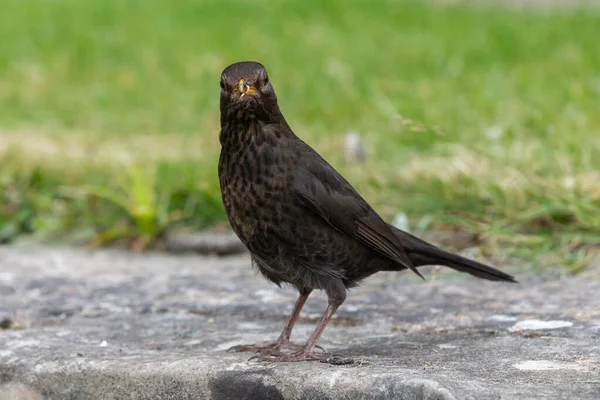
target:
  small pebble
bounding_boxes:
[508,320,573,332]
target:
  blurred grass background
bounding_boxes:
[0,0,599,270]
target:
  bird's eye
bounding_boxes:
[220,79,225,89]
[264,75,269,85]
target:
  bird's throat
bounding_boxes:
[219,119,259,152]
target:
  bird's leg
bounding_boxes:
[251,280,346,363]
[274,288,313,349]
[250,301,339,362]
[228,288,314,355]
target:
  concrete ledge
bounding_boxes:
[2,358,454,400]
[1,247,599,399]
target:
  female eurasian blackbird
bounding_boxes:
[218,61,516,363]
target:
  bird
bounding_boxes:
[217,61,516,363]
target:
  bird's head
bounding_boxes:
[219,61,280,124]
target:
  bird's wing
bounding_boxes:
[292,147,423,279]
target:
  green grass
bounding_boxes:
[0,0,599,270]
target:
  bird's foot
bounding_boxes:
[227,342,291,355]
[248,349,328,363]
[228,341,325,356]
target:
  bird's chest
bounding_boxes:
[218,145,289,246]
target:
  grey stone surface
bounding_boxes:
[0,246,598,399]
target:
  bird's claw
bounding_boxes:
[313,344,326,353]
[227,343,281,355]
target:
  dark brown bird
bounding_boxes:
[218,61,516,363]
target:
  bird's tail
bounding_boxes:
[389,225,517,283]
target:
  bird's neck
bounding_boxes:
[219,114,291,152]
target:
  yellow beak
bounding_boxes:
[231,79,256,97]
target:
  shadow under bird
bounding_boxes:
[218,61,517,363]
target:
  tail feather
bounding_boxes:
[390,225,517,283]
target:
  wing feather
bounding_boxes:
[292,151,423,279]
